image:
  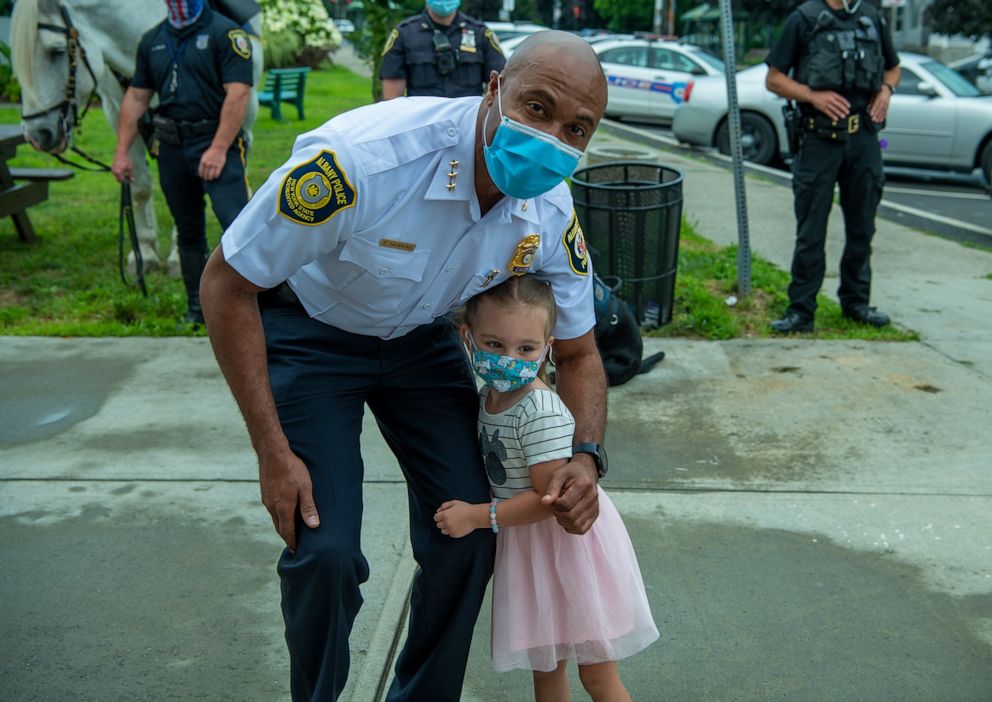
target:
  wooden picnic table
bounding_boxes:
[0,123,74,243]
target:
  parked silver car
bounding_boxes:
[671,52,992,185]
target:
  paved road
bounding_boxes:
[619,120,992,246]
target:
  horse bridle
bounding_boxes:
[23,4,110,172]
[24,4,147,295]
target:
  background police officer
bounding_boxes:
[766,0,900,333]
[380,0,505,99]
[112,0,253,326]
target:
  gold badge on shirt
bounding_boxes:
[508,234,540,276]
[460,28,477,53]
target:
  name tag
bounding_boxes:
[379,238,416,252]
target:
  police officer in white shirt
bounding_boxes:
[201,31,608,702]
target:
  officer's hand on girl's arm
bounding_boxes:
[542,455,599,534]
[435,500,486,538]
[198,145,228,181]
[259,449,320,553]
[808,89,851,122]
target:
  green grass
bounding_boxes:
[647,221,918,341]
[0,63,371,336]
[0,64,917,342]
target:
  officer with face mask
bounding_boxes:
[200,31,609,702]
[766,0,900,333]
[112,0,253,326]
[380,0,505,99]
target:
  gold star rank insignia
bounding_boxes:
[508,234,540,275]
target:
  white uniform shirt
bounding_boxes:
[222,96,595,340]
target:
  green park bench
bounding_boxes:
[258,67,311,121]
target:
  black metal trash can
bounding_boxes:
[571,161,684,327]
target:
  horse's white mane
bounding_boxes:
[10,0,41,107]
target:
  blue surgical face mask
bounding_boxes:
[467,333,549,393]
[427,0,461,16]
[483,77,583,200]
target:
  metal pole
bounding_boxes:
[653,0,664,35]
[717,0,751,298]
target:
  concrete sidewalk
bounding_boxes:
[2,125,991,699]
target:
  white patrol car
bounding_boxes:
[593,37,726,123]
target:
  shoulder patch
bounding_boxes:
[562,211,588,276]
[278,150,357,226]
[382,28,399,56]
[484,28,503,55]
[227,29,251,59]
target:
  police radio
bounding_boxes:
[432,29,457,76]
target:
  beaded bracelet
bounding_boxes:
[489,498,501,533]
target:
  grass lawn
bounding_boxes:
[0,62,915,341]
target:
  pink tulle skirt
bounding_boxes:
[491,487,659,672]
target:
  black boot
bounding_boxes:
[178,244,209,326]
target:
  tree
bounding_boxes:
[926,0,992,39]
[351,0,422,101]
[593,0,653,32]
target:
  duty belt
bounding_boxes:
[805,113,861,138]
[152,115,219,145]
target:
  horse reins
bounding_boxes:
[118,182,148,297]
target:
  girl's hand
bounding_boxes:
[435,500,482,538]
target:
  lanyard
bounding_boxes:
[161,26,192,95]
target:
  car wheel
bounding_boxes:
[716,113,778,165]
[981,140,992,189]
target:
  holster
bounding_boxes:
[782,102,801,155]
[152,115,182,146]
[137,111,159,158]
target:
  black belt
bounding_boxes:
[152,115,219,144]
[259,282,304,309]
[803,112,863,137]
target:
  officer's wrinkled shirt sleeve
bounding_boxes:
[221,128,365,289]
[533,187,595,341]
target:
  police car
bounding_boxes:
[592,37,726,123]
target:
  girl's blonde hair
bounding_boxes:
[463,275,557,336]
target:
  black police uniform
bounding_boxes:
[380,11,505,98]
[766,0,899,326]
[132,6,253,322]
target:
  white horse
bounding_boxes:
[11,0,263,275]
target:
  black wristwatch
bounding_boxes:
[883,81,896,95]
[573,443,608,479]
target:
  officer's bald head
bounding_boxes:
[502,31,607,115]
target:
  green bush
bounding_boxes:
[0,40,21,103]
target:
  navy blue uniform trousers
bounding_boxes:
[261,295,495,702]
[787,125,885,318]
[156,133,250,249]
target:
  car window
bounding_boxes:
[897,67,926,96]
[599,47,648,68]
[650,48,699,73]
[921,60,982,97]
[686,48,726,73]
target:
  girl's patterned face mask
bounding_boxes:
[468,334,549,393]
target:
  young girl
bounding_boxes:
[435,275,658,702]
